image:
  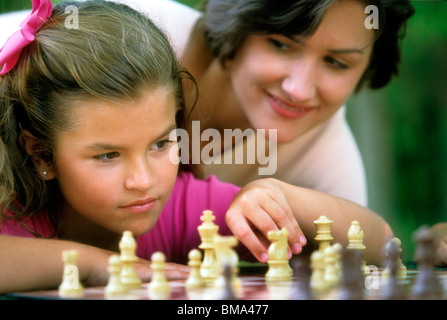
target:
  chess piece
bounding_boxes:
[148,251,171,299]
[347,221,369,276]
[220,264,238,300]
[213,235,242,290]
[411,226,443,300]
[119,231,142,289]
[290,255,314,300]
[185,249,205,290]
[310,250,328,292]
[337,247,364,300]
[332,243,343,277]
[380,238,406,300]
[383,238,407,280]
[324,245,339,288]
[105,255,127,297]
[265,228,293,282]
[313,215,334,253]
[59,250,84,298]
[198,210,220,283]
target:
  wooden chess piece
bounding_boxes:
[186,249,205,290]
[310,250,328,292]
[380,238,406,300]
[313,215,334,253]
[290,255,314,300]
[265,228,293,282]
[383,237,407,280]
[411,226,443,300]
[119,231,142,289]
[337,247,364,300]
[213,235,241,291]
[59,250,84,298]
[198,210,220,283]
[148,251,171,299]
[220,264,238,300]
[105,254,127,297]
[347,220,369,276]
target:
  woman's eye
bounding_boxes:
[268,38,290,50]
[325,56,349,70]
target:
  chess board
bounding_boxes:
[6,269,447,301]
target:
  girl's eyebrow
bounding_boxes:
[84,124,177,151]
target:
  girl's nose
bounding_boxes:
[124,159,153,191]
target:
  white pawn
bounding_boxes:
[119,231,142,289]
[186,249,205,290]
[59,250,84,298]
[105,255,127,297]
[324,246,339,288]
[310,250,328,292]
[148,252,171,299]
[332,243,343,276]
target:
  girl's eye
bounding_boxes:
[325,56,349,70]
[95,152,120,161]
[268,38,290,50]
[152,140,173,151]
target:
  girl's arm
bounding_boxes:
[226,178,393,266]
[0,235,189,294]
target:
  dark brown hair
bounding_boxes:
[201,0,415,91]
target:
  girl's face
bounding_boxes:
[53,86,179,238]
[228,0,375,142]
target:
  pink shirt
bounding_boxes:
[0,172,244,263]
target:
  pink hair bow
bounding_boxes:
[0,0,53,75]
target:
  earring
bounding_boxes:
[42,170,47,176]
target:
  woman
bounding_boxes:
[181,0,415,206]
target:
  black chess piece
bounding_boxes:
[220,264,237,300]
[381,239,406,300]
[337,247,364,300]
[411,226,443,300]
[290,255,314,300]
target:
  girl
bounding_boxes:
[0,0,392,293]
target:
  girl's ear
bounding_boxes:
[20,130,56,180]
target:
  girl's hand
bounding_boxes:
[225,178,307,263]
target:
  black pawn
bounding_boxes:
[411,226,443,300]
[220,265,237,300]
[290,255,314,300]
[381,239,406,299]
[337,247,364,300]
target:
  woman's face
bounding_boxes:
[228,0,375,142]
[52,86,179,238]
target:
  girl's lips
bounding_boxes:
[120,198,157,214]
[267,93,316,119]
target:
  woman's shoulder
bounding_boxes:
[122,0,202,57]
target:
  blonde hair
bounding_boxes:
[0,0,193,225]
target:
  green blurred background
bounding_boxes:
[1,0,446,262]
